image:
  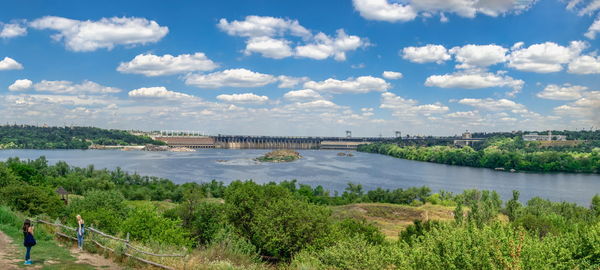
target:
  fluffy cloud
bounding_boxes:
[294,29,369,61]
[449,44,508,69]
[117,52,218,76]
[33,80,122,94]
[285,99,340,110]
[554,91,600,124]
[382,71,403,79]
[303,76,390,94]
[353,0,537,22]
[216,93,269,104]
[29,16,168,52]
[0,57,23,70]
[380,92,448,116]
[424,71,524,94]
[283,89,323,101]
[244,37,293,59]
[128,87,193,100]
[402,44,450,64]
[277,75,310,88]
[568,55,600,74]
[0,22,27,38]
[585,16,600,39]
[8,79,33,91]
[218,16,367,61]
[185,68,277,88]
[457,98,526,111]
[352,0,417,22]
[507,41,586,73]
[217,16,310,38]
[537,84,587,100]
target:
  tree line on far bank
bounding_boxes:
[0,125,164,149]
[359,137,600,174]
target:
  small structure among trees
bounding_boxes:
[56,186,69,205]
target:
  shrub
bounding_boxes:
[66,189,128,234]
[121,206,192,247]
[0,184,64,217]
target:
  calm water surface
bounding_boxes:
[1,149,599,205]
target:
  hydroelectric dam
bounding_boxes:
[152,132,392,150]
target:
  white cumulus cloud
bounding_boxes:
[382,71,403,79]
[303,76,390,94]
[507,41,586,73]
[457,98,526,111]
[537,84,588,100]
[8,79,33,91]
[424,71,524,95]
[585,16,600,39]
[29,16,168,52]
[402,44,450,64]
[380,92,448,116]
[244,37,293,59]
[218,16,367,61]
[128,87,193,100]
[1,22,27,38]
[216,93,269,104]
[277,75,310,88]
[449,44,508,69]
[33,80,122,94]
[353,0,537,22]
[568,55,600,74]
[0,57,23,70]
[117,52,218,76]
[185,68,277,88]
[283,89,323,101]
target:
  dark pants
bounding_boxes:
[25,246,31,261]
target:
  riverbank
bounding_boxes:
[358,140,600,174]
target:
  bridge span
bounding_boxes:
[153,135,392,150]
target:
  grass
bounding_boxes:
[331,203,456,240]
[0,205,96,269]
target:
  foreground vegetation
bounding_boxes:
[0,125,164,149]
[360,136,600,173]
[0,157,599,269]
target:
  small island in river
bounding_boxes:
[256,149,302,162]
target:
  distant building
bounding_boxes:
[454,130,483,147]
[522,132,567,141]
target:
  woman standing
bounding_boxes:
[76,215,85,250]
[23,219,36,265]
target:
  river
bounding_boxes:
[1,149,598,205]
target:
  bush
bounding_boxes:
[0,184,64,217]
[121,206,192,247]
[334,218,385,245]
[66,189,128,234]
[291,237,408,270]
[225,181,333,260]
[191,200,227,245]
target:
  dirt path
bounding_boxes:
[69,247,123,270]
[0,230,122,269]
[0,231,22,269]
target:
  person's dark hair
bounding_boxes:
[23,219,31,233]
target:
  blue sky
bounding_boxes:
[1,0,599,136]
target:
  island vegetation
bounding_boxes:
[0,125,165,149]
[359,135,600,174]
[0,156,599,269]
[256,149,302,162]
